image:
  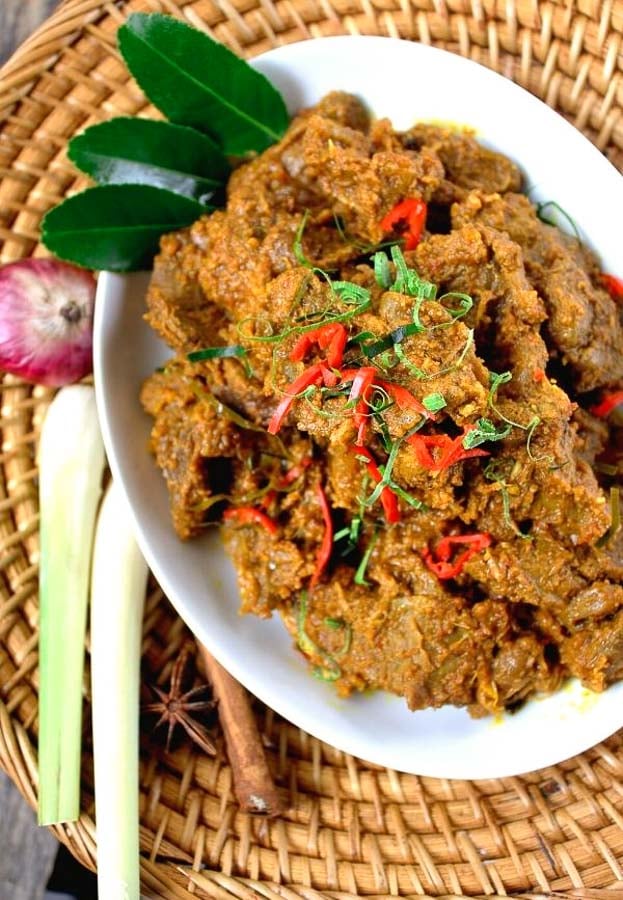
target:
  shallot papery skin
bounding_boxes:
[0,258,96,387]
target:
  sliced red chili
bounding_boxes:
[379,197,428,250]
[280,457,313,486]
[319,363,338,388]
[268,363,332,434]
[376,378,431,418]
[317,323,349,369]
[310,483,333,588]
[422,532,491,579]
[590,391,623,419]
[350,445,400,524]
[408,426,489,471]
[290,323,348,369]
[346,366,377,446]
[259,490,277,511]
[409,434,448,468]
[439,426,490,469]
[223,506,278,536]
[339,369,432,444]
[289,334,313,362]
[601,273,623,301]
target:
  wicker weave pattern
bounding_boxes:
[1,2,623,897]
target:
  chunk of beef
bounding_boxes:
[402,124,522,197]
[145,229,227,352]
[279,557,560,714]
[280,113,444,244]
[141,361,244,539]
[414,224,610,545]
[561,609,623,691]
[453,191,623,391]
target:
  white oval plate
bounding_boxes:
[94,36,623,779]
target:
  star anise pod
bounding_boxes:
[143,640,217,756]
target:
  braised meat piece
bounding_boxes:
[453,191,623,391]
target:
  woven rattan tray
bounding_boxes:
[1,1,623,897]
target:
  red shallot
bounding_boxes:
[0,258,96,386]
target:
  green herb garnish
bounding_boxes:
[354,530,379,586]
[486,371,552,463]
[296,593,341,682]
[187,345,246,363]
[423,392,447,413]
[484,460,531,539]
[536,200,581,241]
[374,249,392,288]
[462,418,512,449]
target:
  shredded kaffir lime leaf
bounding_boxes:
[297,592,343,681]
[188,344,253,376]
[374,249,392,288]
[423,392,447,413]
[536,200,581,242]
[484,460,531,539]
[463,417,512,449]
[188,345,246,362]
[354,529,379,586]
[488,370,513,404]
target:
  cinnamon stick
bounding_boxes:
[197,642,286,816]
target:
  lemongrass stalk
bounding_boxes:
[38,385,106,826]
[90,480,148,900]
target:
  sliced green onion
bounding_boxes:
[38,385,106,825]
[91,480,148,898]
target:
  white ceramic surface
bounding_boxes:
[94,36,623,778]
